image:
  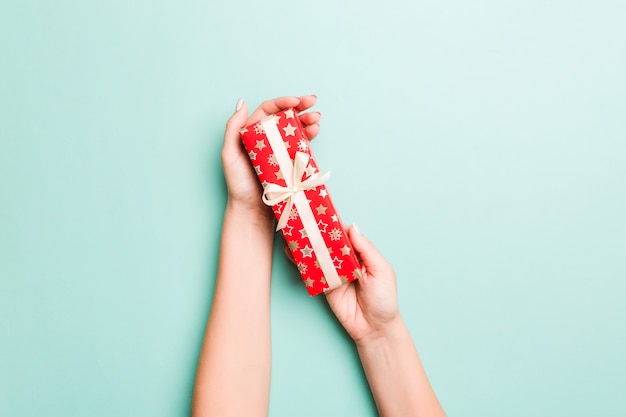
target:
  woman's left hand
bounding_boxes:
[221,95,321,217]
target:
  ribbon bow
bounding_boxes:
[262,151,330,231]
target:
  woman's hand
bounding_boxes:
[283,224,400,342]
[221,95,321,218]
[326,227,446,417]
[324,225,402,344]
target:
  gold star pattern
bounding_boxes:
[298,139,308,151]
[268,154,278,166]
[283,123,296,136]
[332,256,343,269]
[315,204,327,215]
[284,109,295,119]
[314,260,320,269]
[282,225,293,236]
[299,228,308,238]
[340,245,351,256]
[254,123,264,135]
[288,241,299,251]
[248,150,257,160]
[297,262,307,273]
[304,277,314,287]
[240,127,248,134]
[255,139,266,151]
[319,189,328,198]
[352,269,362,279]
[275,170,284,180]
[339,275,348,284]
[273,114,281,124]
[254,165,262,175]
[301,245,313,258]
[283,140,291,149]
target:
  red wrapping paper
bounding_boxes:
[239,108,361,296]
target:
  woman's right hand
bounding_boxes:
[323,225,403,344]
[284,224,401,342]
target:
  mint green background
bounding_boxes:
[1,1,625,416]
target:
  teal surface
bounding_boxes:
[1,1,625,416]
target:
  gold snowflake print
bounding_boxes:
[289,207,299,221]
[329,228,343,241]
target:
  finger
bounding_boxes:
[299,111,321,126]
[224,99,249,150]
[248,96,301,123]
[324,280,351,300]
[283,244,296,264]
[347,224,389,275]
[295,94,317,112]
[303,123,320,140]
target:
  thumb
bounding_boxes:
[347,224,389,276]
[224,98,249,150]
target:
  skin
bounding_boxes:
[192,96,446,417]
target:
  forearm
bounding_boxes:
[193,201,274,417]
[356,318,446,417]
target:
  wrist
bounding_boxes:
[354,315,406,350]
[226,199,275,228]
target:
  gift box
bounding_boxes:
[239,108,361,296]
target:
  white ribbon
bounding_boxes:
[262,152,330,231]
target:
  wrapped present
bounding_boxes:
[240,108,361,296]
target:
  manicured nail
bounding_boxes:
[352,223,361,235]
[235,98,243,111]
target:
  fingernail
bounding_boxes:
[352,223,361,235]
[235,98,243,112]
